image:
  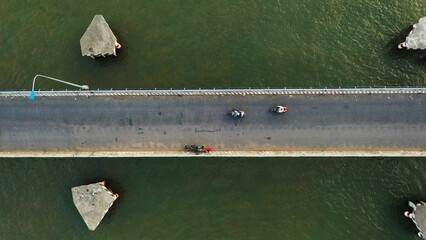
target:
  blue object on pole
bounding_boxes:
[30,91,35,101]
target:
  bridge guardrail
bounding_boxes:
[0,87,425,97]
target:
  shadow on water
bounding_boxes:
[84,49,128,68]
[102,177,123,220]
[387,26,426,64]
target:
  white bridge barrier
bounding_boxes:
[0,87,425,98]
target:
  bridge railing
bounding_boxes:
[0,87,425,97]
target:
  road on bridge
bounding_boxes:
[0,93,425,156]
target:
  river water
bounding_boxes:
[0,1,425,239]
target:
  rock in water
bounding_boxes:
[399,17,426,50]
[80,15,120,58]
[71,181,119,231]
[404,201,426,239]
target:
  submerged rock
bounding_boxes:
[71,181,119,231]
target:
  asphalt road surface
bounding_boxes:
[0,94,425,154]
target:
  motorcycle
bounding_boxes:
[184,145,212,154]
[231,109,245,118]
[272,105,288,113]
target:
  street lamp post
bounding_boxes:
[30,74,89,101]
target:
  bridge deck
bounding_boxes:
[0,92,425,157]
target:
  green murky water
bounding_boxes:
[0,1,425,239]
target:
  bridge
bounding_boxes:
[0,88,425,157]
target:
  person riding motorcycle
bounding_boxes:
[184,145,212,154]
[272,106,287,113]
[231,109,245,118]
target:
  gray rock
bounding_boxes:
[71,181,118,231]
[399,17,426,50]
[405,201,426,239]
[80,15,120,58]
